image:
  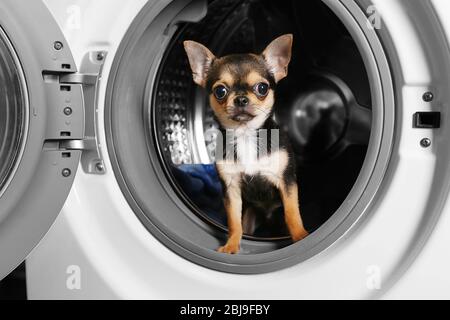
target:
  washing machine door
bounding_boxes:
[0,0,84,280]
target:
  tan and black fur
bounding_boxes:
[184,34,308,254]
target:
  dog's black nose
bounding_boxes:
[234,96,249,108]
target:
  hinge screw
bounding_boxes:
[420,138,431,148]
[96,52,105,61]
[95,162,105,172]
[62,168,72,177]
[423,92,434,102]
[54,41,64,51]
[63,107,73,116]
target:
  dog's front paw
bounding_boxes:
[292,229,309,242]
[218,241,240,254]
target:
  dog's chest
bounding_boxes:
[217,131,288,183]
[235,133,259,174]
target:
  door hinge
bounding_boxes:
[60,73,98,85]
[58,51,108,175]
[59,139,105,173]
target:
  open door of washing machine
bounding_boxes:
[0,0,85,280]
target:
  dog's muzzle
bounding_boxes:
[231,111,255,122]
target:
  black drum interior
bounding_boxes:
[153,0,372,240]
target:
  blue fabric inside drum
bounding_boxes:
[172,164,226,225]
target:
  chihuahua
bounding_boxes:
[184,34,308,254]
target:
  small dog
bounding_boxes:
[184,34,308,254]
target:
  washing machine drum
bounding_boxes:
[106,0,395,274]
[154,1,373,238]
[0,34,25,194]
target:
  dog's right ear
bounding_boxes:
[183,41,215,87]
[262,34,293,83]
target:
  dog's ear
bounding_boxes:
[262,34,293,83]
[183,40,215,87]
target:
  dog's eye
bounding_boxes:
[254,83,269,97]
[213,85,228,100]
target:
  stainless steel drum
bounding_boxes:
[0,28,26,197]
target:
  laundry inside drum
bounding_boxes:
[152,0,372,240]
[0,29,26,195]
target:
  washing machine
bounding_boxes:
[0,0,450,299]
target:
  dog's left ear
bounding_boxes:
[184,40,216,87]
[262,34,293,83]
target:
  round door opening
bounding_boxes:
[153,0,372,240]
[106,0,394,273]
[0,28,26,197]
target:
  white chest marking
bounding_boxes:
[216,129,288,187]
[236,132,258,174]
